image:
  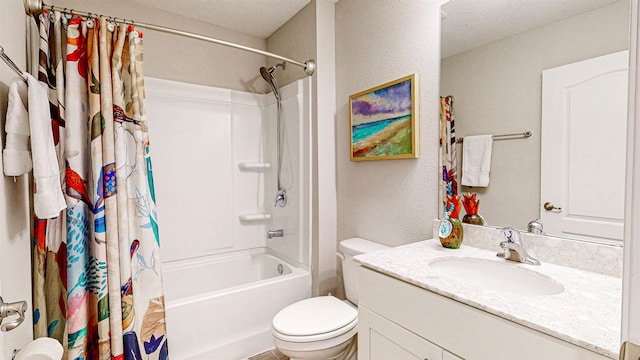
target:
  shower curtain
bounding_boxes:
[440,96,457,212]
[32,11,168,360]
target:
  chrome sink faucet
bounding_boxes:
[497,227,540,265]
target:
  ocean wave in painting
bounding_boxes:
[352,114,412,157]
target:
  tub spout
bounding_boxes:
[268,229,284,239]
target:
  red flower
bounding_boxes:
[462,193,480,215]
[446,195,462,219]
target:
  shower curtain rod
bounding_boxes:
[23,0,317,76]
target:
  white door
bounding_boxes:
[541,50,629,244]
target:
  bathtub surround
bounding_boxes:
[431,219,624,278]
[146,78,312,359]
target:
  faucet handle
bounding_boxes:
[499,227,521,243]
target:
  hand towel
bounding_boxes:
[26,74,66,219]
[461,134,493,187]
[2,79,32,176]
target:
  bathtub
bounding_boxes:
[163,248,311,359]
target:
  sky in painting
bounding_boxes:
[351,79,412,125]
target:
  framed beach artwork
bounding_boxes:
[350,74,419,161]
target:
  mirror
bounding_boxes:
[439,0,629,244]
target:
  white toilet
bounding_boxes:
[272,238,389,360]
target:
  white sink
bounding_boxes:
[429,257,564,296]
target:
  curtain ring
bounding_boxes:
[86,13,95,29]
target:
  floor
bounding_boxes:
[245,348,289,360]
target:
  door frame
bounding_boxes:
[623,0,640,345]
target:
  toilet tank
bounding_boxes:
[339,238,389,305]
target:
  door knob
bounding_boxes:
[543,202,562,211]
[0,296,27,332]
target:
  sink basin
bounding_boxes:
[429,257,564,296]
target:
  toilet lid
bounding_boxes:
[272,296,358,337]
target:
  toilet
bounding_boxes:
[272,238,389,360]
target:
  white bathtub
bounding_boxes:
[163,248,311,359]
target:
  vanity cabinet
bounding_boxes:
[358,267,612,360]
[359,306,461,360]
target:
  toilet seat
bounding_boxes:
[272,296,358,343]
[273,317,357,343]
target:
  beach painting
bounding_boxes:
[350,74,418,161]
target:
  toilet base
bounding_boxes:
[278,335,357,360]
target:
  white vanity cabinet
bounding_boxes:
[359,305,461,360]
[358,267,612,360]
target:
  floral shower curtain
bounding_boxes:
[440,96,457,212]
[32,11,168,360]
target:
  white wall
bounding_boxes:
[335,0,441,246]
[441,0,629,230]
[0,2,34,358]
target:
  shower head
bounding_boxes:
[259,66,273,83]
[259,62,286,100]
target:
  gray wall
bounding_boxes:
[441,0,629,230]
[55,0,269,92]
[0,2,35,358]
[335,0,441,247]
[268,1,339,296]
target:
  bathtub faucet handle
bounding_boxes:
[268,229,284,239]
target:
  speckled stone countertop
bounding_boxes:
[355,239,622,359]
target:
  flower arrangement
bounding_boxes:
[462,193,479,215]
[444,194,462,219]
[462,192,485,225]
[439,194,464,249]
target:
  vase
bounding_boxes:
[439,217,464,249]
[462,213,485,226]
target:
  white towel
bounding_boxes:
[3,80,32,176]
[26,74,66,219]
[461,134,493,187]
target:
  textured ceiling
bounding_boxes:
[441,0,620,58]
[80,0,620,53]
[101,0,311,38]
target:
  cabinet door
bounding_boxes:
[359,306,443,360]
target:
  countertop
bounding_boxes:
[354,239,622,358]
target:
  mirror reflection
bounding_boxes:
[440,0,629,244]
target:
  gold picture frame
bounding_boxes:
[349,74,419,161]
